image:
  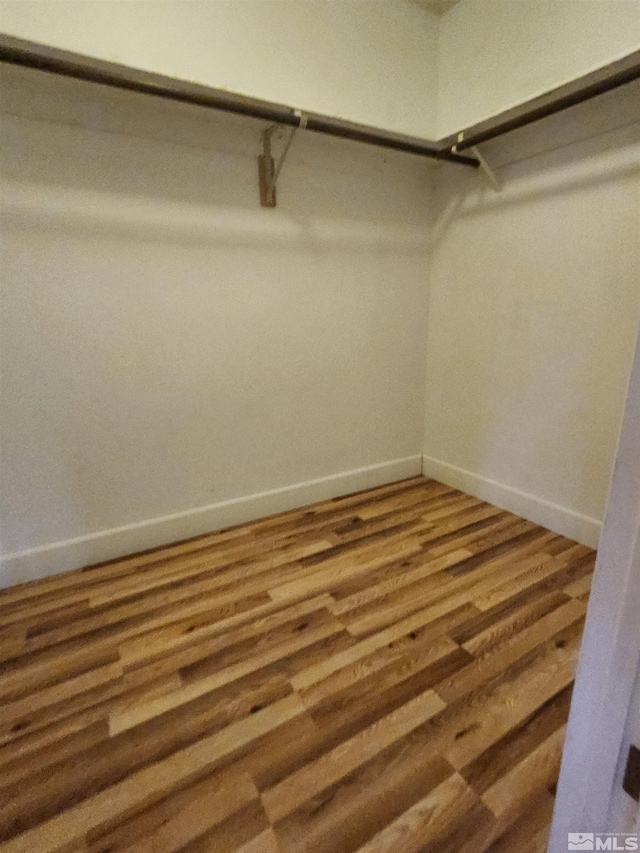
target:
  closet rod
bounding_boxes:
[450,50,640,151]
[0,34,479,168]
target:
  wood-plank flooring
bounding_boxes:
[0,476,596,853]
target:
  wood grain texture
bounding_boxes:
[0,476,595,853]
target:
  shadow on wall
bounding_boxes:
[0,61,432,575]
[430,122,640,250]
[424,120,640,539]
[0,62,435,238]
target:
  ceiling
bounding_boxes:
[411,0,461,14]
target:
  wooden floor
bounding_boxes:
[0,476,596,853]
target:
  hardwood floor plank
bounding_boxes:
[109,617,343,735]
[351,772,482,853]
[272,753,453,853]
[306,645,473,745]
[328,549,472,614]
[435,597,586,704]
[449,588,570,649]
[444,621,584,770]
[0,477,594,853]
[261,688,446,823]
[0,659,123,744]
[481,724,567,819]
[99,769,260,853]
[0,695,305,851]
[412,798,500,853]
[425,514,531,558]
[460,684,573,795]
[299,612,475,712]
[485,800,555,853]
[95,795,270,853]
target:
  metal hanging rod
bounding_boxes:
[2,34,636,174]
[444,49,640,152]
[0,34,479,168]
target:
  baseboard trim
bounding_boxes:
[1,455,422,588]
[422,454,602,549]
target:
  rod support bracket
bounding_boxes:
[470,144,502,191]
[258,110,307,207]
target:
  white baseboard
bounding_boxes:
[0,455,422,589]
[422,454,602,549]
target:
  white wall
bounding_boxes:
[2,10,640,589]
[0,0,440,138]
[2,0,639,142]
[423,117,640,548]
[0,63,432,586]
[437,0,640,138]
